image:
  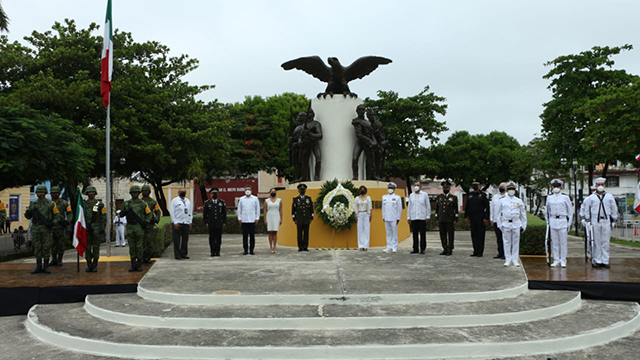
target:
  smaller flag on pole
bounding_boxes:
[73,188,87,257]
[100,0,113,108]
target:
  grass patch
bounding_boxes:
[611,238,640,248]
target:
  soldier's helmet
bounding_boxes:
[50,186,61,193]
[36,185,48,194]
[141,185,151,192]
[84,185,97,195]
[130,185,141,194]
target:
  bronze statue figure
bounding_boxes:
[292,109,323,182]
[289,112,307,182]
[352,104,378,180]
[367,109,388,179]
[281,56,392,98]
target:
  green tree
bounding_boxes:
[579,77,640,165]
[435,131,526,192]
[0,1,8,32]
[363,87,448,183]
[0,104,94,191]
[540,44,635,182]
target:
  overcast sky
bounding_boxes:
[4,0,640,146]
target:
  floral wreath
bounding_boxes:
[315,179,358,231]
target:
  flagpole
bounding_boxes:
[106,93,111,257]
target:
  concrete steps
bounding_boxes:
[83,290,581,329]
[26,294,640,359]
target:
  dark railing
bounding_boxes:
[0,232,33,256]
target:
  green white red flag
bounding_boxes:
[100,0,113,108]
[73,188,87,257]
[634,181,640,214]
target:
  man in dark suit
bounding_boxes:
[464,180,491,257]
[435,180,459,256]
[203,188,226,257]
[292,183,314,251]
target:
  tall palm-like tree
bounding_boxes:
[0,1,9,32]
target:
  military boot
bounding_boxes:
[31,258,43,274]
[128,259,136,272]
[48,256,58,266]
[136,258,143,272]
[85,259,93,272]
[57,253,64,266]
[91,259,98,272]
[42,258,52,274]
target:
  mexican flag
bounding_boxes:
[634,181,640,214]
[100,0,113,108]
[73,188,87,257]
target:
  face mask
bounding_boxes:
[388,188,394,194]
[178,191,186,197]
[142,191,150,197]
[37,193,45,200]
[88,193,96,200]
[471,185,478,191]
[443,189,450,194]
[51,193,60,200]
[552,188,561,194]
[130,192,140,199]
[499,187,505,193]
[413,186,420,192]
[360,190,366,195]
[299,190,306,195]
[270,192,276,197]
[212,193,218,199]
[245,190,251,196]
[597,186,605,193]
[507,190,515,196]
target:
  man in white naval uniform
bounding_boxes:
[583,177,618,268]
[579,185,596,220]
[497,182,527,267]
[545,179,573,268]
[382,182,402,253]
[113,210,127,247]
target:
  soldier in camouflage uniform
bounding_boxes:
[120,185,152,272]
[49,186,73,266]
[141,184,161,263]
[24,185,60,274]
[84,185,106,272]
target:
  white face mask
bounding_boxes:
[413,186,420,193]
[597,186,605,193]
[388,188,394,194]
[245,190,251,196]
[552,188,561,194]
[507,190,516,196]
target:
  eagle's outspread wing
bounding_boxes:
[344,56,392,82]
[281,56,332,83]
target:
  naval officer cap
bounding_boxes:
[387,182,397,188]
[594,177,607,184]
[506,181,517,190]
[550,179,564,187]
[297,183,308,190]
[471,179,480,185]
[442,180,452,187]
[208,187,219,193]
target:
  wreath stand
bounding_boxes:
[332,228,350,250]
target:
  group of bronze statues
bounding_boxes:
[288,104,388,182]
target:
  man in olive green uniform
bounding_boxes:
[84,186,106,272]
[24,185,60,274]
[141,185,161,263]
[49,186,73,266]
[434,180,459,256]
[292,183,314,251]
[121,185,152,272]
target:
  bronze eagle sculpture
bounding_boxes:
[281,56,392,98]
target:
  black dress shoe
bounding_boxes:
[298,249,303,252]
[470,254,477,257]
[440,251,447,256]
[476,254,483,257]
[446,252,452,256]
[250,252,255,255]
[602,264,610,269]
[303,249,309,252]
[410,251,419,254]
[592,263,600,268]
[182,256,190,259]
[420,251,425,254]
[175,257,183,260]
[210,254,215,257]
[493,255,502,259]
[243,251,249,255]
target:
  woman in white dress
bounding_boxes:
[263,188,283,254]
[355,185,372,251]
